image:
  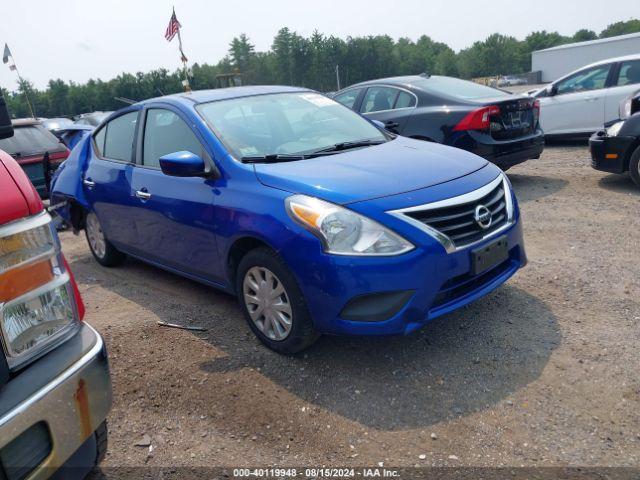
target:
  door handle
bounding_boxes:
[385,121,400,129]
[83,178,95,189]
[135,190,151,200]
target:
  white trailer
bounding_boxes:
[532,32,640,83]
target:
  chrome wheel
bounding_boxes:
[86,213,106,259]
[243,266,293,341]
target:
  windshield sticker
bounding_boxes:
[239,146,259,156]
[300,93,335,107]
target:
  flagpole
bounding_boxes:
[174,7,190,92]
[5,48,36,119]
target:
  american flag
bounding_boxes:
[164,10,181,42]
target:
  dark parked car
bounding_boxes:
[333,74,544,170]
[42,117,74,134]
[0,119,70,197]
[74,111,113,127]
[590,90,640,186]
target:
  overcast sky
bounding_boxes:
[0,0,636,90]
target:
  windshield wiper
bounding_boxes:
[241,153,308,164]
[307,139,386,156]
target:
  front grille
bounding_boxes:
[390,175,513,252]
[431,253,517,310]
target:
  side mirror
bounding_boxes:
[0,92,13,140]
[545,84,557,97]
[159,151,206,177]
[371,120,385,130]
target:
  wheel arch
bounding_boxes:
[226,235,278,291]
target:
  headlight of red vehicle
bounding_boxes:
[0,212,82,370]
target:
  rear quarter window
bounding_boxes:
[0,125,61,156]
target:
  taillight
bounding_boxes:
[533,99,540,127]
[453,105,500,132]
[0,213,82,370]
[48,150,69,164]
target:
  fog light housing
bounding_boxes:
[340,290,414,322]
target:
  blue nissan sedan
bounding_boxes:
[51,86,526,353]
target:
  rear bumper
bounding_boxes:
[457,130,545,170]
[0,324,112,479]
[589,131,634,174]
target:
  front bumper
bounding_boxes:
[589,131,635,174]
[0,324,112,479]
[281,207,526,336]
[455,130,545,170]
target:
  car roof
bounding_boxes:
[579,54,640,69]
[345,75,428,90]
[138,85,313,107]
[11,118,41,127]
[545,54,640,85]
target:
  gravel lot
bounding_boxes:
[59,144,639,471]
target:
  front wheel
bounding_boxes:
[629,146,640,187]
[236,247,319,354]
[85,212,126,267]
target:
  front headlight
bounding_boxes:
[606,121,624,137]
[0,213,81,370]
[286,195,414,256]
[620,98,632,120]
[2,279,77,362]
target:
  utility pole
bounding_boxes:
[335,64,341,91]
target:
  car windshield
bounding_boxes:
[412,76,510,100]
[0,125,62,156]
[196,92,387,159]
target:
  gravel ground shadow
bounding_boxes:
[597,174,639,196]
[198,284,559,430]
[507,173,568,203]
[71,245,559,431]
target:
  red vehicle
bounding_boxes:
[0,93,111,479]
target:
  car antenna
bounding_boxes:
[419,72,431,78]
[114,96,137,105]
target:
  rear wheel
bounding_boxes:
[85,212,126,267]
[236,247,319,354]
[629,146,640,187]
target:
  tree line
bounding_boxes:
[2,18,639,119]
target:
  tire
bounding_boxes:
[84,212,126,267]
[95,421,108,465]
[236,247,319,354]
[629,146,640,188]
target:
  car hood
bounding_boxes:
[253,137,488,205]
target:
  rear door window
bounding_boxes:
[101,111,138,162]
[615,60,640,86]
[142,109,203,168]
[361,87,400,113]
[333,89,362,109]
[0,125,61,156]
